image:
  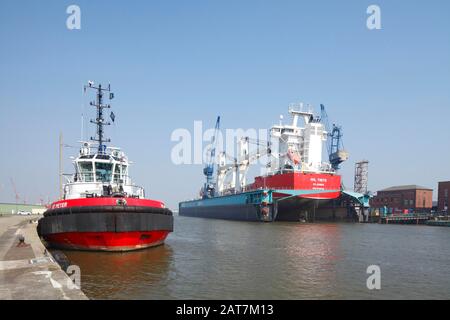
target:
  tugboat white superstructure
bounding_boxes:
[64,142,144,200]
[38,82,173,251]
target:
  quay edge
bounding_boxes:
[0,215,88,300]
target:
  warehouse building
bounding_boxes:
[437,181,450,213]
[370,185,433,214]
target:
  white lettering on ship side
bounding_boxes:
[52,202,68,209]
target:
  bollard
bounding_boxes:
[17,235,26,247]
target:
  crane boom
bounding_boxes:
[202,116,221,198]
[320,104,349,170]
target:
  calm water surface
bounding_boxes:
[62,216,450,299]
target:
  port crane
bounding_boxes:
[9,177,22,211]
[202,116,221,198]
[10,178,20,203]
[320,104,349,170]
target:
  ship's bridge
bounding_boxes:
[62,143,144,199]
[75,153,129,184]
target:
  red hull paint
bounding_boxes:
[43,230,170,252]
[253,172,341,200]
[253,172,341,190]
[49,197,165,210]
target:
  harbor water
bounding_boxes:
[61,215,450,300]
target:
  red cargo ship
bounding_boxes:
[180,103,348,222]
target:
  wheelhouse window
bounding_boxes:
[78,162,94,182]
[95,162,113,182]
[113,164,121,183]
[122,165,128,179]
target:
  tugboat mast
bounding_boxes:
[84,81,114,154]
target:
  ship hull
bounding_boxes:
[42,231,170,251]
[180,172,342,222]
[179,198,335,222]
[179,189,341,222]
[179,203,264,222]
[252,172,341,191]
[275,197,334,221]
[38,198,173,252]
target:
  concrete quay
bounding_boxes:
[0,215,87,300]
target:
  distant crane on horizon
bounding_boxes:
[9,177,21,209]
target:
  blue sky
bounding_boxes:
[1,0,449,209]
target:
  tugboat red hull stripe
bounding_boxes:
[49,197,165,210]
[42,231,170,252]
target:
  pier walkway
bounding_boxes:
[0,215,87,300]
[380,214,430,225]
[426,219,450,227]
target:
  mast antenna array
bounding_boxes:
[84,81,115,153]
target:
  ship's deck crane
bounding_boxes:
[217,137,271,194]
[202,116,221,198]
[320,104,349,170]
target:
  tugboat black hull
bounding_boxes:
[38,198,173,251]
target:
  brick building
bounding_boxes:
[437,181,450,213]
[370,185,433,213]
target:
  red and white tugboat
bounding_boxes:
[38,82,173,251]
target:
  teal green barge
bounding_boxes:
[179,188,349,222]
